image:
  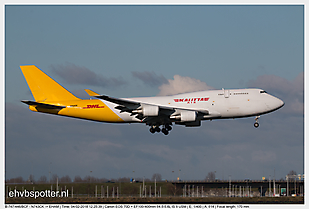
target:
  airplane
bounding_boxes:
[20,65,284,135]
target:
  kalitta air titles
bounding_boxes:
[174,97,210,104]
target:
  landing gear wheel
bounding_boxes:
[166,125,172,131]
[155,126,161,133]
[149,127,156,134]
[162,128,169,135]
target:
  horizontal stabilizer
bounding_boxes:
[21,100,66,109]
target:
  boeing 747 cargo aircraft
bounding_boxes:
[21,65,284,135]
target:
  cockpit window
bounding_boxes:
[260,90,267,94]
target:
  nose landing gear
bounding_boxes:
[254,116,260,128]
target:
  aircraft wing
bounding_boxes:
[95,95,141,108]
[94,95,210,123]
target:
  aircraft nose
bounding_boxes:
[265,95,284,112]
[278,99,285,108]
[273,97,284,110]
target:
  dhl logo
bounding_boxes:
[174,97,209,104]
[83,104,105,109]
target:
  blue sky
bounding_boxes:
[5,5,304,182]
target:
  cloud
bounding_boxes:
[251,150,277,163]
[247,72,304,115]
[50,63,127,88]
[132,71,168,87]
[157,75,214,96]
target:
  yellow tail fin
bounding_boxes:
[20,65,80,102]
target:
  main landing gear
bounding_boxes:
[149,124,172,135]
[149,126,160,133]
[254,116,260,128]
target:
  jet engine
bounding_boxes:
[132,105,159,116]
[170,110,197,122]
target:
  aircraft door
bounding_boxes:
[224,89,230,98]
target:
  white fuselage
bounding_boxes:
[103,88,284,123]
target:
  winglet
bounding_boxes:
[84,89,100,97]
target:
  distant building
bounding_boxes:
[286,174,304,181]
